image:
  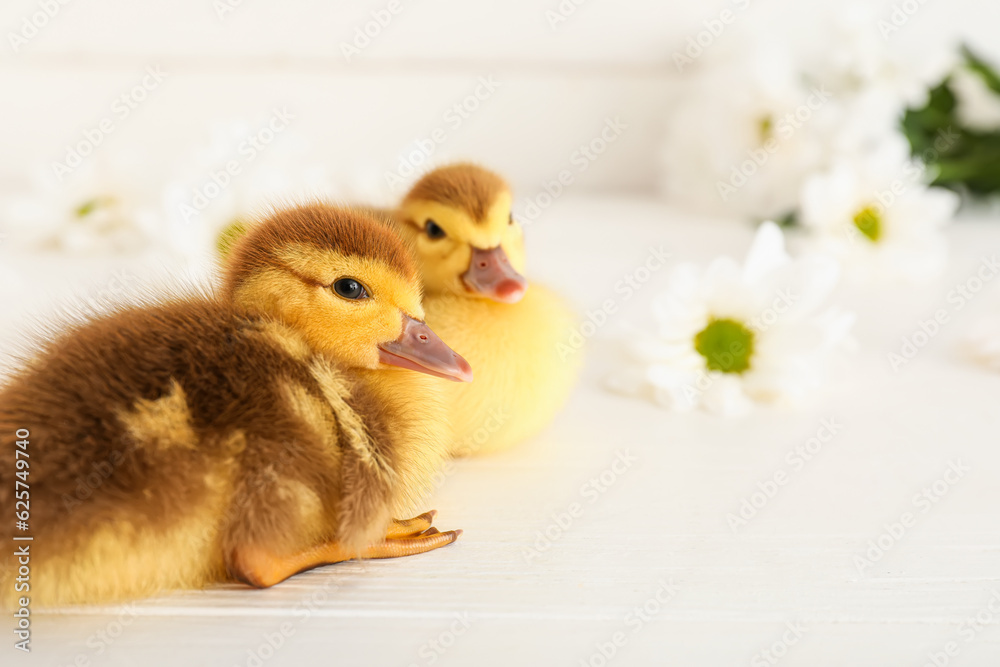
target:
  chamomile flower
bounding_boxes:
[0,160,159,255]
[660,43,827,220]
[798,138,959,284]
[607,222,854,416]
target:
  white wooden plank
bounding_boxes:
[2,0,998,66]
[0,66,674,198]
[0,0,733,63]
[1,198,999,665]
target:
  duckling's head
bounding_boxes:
[222,204,472,382]
[397,163,528,304]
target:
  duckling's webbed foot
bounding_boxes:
[228,512,461,589]
[373,510,461,558]
[385,510,438,538]
[364,527,462,560]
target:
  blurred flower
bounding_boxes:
[0,119,338,265]
[804,2,954,110]
[607,222,853,416]
[161,120,337,259]
[0,160,160,255]
[815,86,905,160]
[660,0,957,224]
[660,44,827,220]
[799,138,959,284]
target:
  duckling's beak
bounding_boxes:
[378,315,473,382]
[462,246,528,304]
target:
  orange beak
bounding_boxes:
[378,315,473,382]
[462,246,528,304]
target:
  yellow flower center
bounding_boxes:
[695,318,755,374]
[74,196,117,219]
[852,205,883,242]
[757,115,774,144]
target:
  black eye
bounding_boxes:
[425,219,446,240]
[333,278,368,300]
[509,213,514,225]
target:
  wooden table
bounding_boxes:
[3,197,1000,666]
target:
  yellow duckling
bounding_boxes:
[0,204,470,607]
[391,163,580,456]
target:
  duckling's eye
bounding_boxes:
[332,278,369,300]
[425,219,446,240]
[509,213,514,225]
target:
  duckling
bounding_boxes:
[0,204,471,607]
[391,163,580,456]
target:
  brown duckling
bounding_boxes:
[0,204,470,607]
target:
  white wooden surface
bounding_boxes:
[2,196,1000,666]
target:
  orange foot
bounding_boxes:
[230,511,462,588]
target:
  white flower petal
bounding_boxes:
[628,332,695,364]
[743,221,790,283]
[800,163,861,233]
[701,375,753,417]
[753,254,842,322]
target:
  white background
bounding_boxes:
[1,0,999,203]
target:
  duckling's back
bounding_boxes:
[0,298,376,606]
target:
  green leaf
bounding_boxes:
[902,50,1000,198]
[770,210,798,228]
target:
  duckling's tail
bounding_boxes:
[1,510,228,609]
